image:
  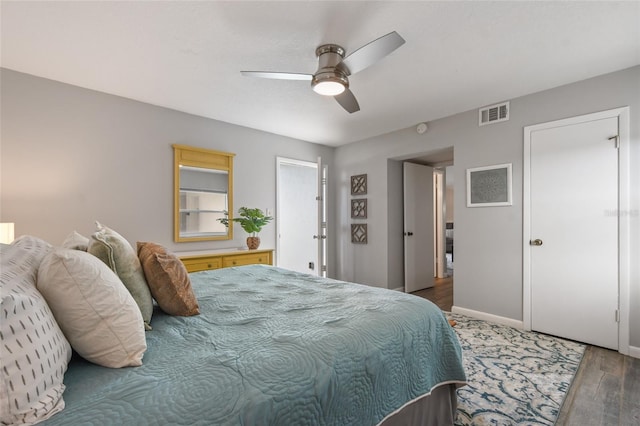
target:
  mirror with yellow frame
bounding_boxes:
[173,144,235,242]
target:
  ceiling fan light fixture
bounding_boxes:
[241,32,404,112]
[312,72,348,96]
[313,80,345,96]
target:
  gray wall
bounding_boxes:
[334,66,640,347]
[0,69,336,275]
[2,66,638,348]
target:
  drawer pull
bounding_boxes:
[258,258,262,262]
[208,263,212,268]
[233,261,237,265]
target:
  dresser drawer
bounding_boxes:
[222,252,271,268]
[181,257,222,273]
[179,249,273,272]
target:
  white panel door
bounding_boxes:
[403,162,434,293]
[530,117,619,349]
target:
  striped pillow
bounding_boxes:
[0,241,72,425]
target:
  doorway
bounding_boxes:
[276,158,320,275]
[523,107,631,353]
[400,148,454,309]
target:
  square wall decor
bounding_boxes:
[351,224,368,244]
[350,174,367,195]
[466,163,512,207]
[351,199,367,219]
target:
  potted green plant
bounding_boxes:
[219,207,273,249]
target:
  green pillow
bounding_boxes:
[88,222,153,330]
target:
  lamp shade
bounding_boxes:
[0,223,15,244]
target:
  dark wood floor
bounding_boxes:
[411,275,640,425]
[557,345,640,425]
[411,275,453,311]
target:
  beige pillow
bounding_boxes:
[37,248,147,368]
[137,242,199,316]
[87,222,153,330]
[61,230,90,251]
[1,243,72,425]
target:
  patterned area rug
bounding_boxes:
[447,313,585,426]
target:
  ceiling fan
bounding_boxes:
[241,31,405,113]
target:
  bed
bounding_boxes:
[2,235,466,426]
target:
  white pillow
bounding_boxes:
[37,248,147,368]
[0,243,72,425]
[61,230,90,251]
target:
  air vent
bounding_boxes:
[479,101,509,126]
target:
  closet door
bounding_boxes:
[528,116,619,350]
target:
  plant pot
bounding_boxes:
[246,236,260,250]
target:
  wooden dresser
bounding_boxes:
[178,249,273,273]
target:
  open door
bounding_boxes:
[403,162,434,292]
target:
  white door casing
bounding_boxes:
[434,169,447,278]
[523,107,631,354]
[403,162,435,293]
[317,157,328,277]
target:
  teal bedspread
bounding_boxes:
[44,265,466,425]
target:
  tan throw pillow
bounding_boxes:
[87,222,153,330]
[137,242,199,316]
[37,248,147,368]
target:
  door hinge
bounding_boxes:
[608,135,619,149]
[615,309,620,323]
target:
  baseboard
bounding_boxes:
[392,286,404,292]
[451,306,524,330]
[628,346,640,359]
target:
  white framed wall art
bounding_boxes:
[466,163,512,207]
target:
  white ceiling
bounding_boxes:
[2,1,639,147]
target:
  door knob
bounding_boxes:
[404,231,414,236]
[530,239,543,246]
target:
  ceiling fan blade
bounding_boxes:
[340,31,405,75]
[335,88,360,113]
[240,71,312,81]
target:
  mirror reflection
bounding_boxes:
[179,166,228,238]
[173,144,234,242]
